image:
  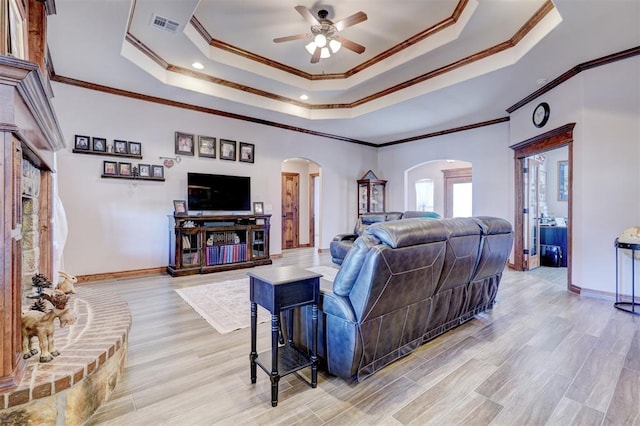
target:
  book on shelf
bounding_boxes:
[182,235,191,249]
[205,243,248,266]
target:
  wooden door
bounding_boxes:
[523,157,543,270]
[282,172,299,249]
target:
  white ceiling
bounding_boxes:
[46,0,640,145]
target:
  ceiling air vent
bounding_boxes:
[150,14,180,33]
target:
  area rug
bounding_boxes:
[175,266,339,334]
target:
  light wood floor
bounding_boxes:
[86,249,640,425]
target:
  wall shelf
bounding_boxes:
[101,174,165,182]
[73,149,143,160]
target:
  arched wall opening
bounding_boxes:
[281,158,322,249]
[404,159,473,217]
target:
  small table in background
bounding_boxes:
[615,238,640,315]
[248,266,321,407]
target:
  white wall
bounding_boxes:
[53,83,377,276]
[541,146,569,219]
[405,160,472,216]
[53,55,640,296]
[379,123,513,220]
[509,57,640,294]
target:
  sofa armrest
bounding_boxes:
[333,233,358,243]
[320,288,357,322]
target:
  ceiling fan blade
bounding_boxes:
[333,11,368,32]
[295,5,320,26]
[310,47,321,63]
[334,35,366,54]
[273,34,309,43]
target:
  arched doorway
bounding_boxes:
[510,123,577,293]
[281,158,321,249]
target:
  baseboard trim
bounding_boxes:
[76,267,166,283]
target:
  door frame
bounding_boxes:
[510,123,577,293]
[309,172,319,248]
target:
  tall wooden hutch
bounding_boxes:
[1,0,64,391]
[357,170,386,216]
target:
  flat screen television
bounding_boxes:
[187,172,251,212]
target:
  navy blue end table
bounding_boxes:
[248,266,321,407]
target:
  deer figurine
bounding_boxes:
[22,290,77,362]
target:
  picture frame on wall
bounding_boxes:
[138,164,150,177]
[253,202,264,214]
[103,161,117,175]
[198,136,216,158]
[558,160,569,201]
[74,135,90,151]
[152,165,164,178]
[128,141,142,156]
[239,142,255,163]
[220,139,236,161]
[175,131,195,156]
[92,137,106,152]
[119,162,132,176]
[114,140,128,154]
[173,200,187,216]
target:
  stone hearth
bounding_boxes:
[0,286,131,424]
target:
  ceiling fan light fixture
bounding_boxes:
[314,33,327,48]
[305,42,317,55]
[329,39,341,53]
[320,47,331,58]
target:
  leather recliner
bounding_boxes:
[329,211,440,264]
[292,216,513,382]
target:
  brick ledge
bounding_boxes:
[0,287,131,423]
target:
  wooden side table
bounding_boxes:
[248,266,321,407]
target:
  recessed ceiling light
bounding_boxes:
[192,62,204,70]
[299,94,309,100]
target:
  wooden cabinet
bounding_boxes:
[357,170,386,216]
[167,214,272,276]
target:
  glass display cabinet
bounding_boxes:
[358,170,386,215]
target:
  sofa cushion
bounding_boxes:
[364,218,448,249]
[332,234,379,296]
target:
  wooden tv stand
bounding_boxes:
[167,214,272,277]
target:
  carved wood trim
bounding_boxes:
[50,74,376,146]
[192,0,473,81]
[380,117,510,146]
[127,1,554,110]
[506,46,640,113]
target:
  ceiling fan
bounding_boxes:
[273,6,368,63]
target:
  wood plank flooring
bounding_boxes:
[85,249,640,425]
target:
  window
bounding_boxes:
[415,179,434,211]
[443,168,472,217]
